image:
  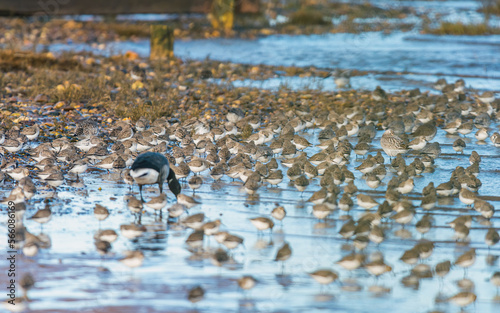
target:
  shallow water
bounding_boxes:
[1,123,500,312]
[45,1,500,93]
[48,30,500,93]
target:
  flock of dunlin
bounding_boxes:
[2,76,500,312]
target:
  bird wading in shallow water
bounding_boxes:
[130,152,181,201]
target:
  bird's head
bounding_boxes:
[168,170,181,198]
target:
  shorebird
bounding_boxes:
[475,128,488,141]
[433,78,447,90]
[328,69,351,89]
[448,292,476,309]
[74,117,99,139]
[491,132,500,147]
[380,129,408,158]
[476,91,495,104]
[238,276,257,291]
[130,152,181,201]
[459,188,476,206]
[21,125,40,141]
[275,242,292,271]
[93,204,109,222]
[2,138,23,153]
[271,206,286,222]
[412,121,437,141]
[336,253,364,271]
[250,217,274,235]
[364,260,392,279]
[182,213,205,230]
[357,194,379,210]
[491,272,500,292]
[68,158,88,181]
[227,107,245,123]
[372,86,387,101]
[177,194,201,209]
[145,193,168,211]
[309,269,339,287]
[187,286,205,304]
[453,138,466,153]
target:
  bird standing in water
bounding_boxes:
[130,152,181,201]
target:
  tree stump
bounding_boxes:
[150,25,174,60]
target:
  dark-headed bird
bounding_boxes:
[130,152,181,201]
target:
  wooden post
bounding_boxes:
[208,0,234,34]
[150,25,174,60]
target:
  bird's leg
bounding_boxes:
[139,185,144,202]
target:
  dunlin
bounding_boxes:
[331,69,350,89]
[28,205,52,224]
[309,269,339,285]
[491,132,500,146]
[238,276,257,291]
[185,230,204,251]
[458,188,476,206]
[455,248,476,270]
[74,117,99,139]
[475,128,488,141]
[188,176,203,192]
[275,242,292,264]
[167,203,185,218]
[177,194,201,209]
[188,286,205,303]
[182,213,205,230]
[221,233,244,250]
[364,260,392,277]
[357,194,378,210]
[21,125,40,141]
[2,138,23,153]
[145,193,167,211]
[250,217,274,234]
[491,272,500,290]
[68,158,88,181]
[271,206,286,222]
[336,253,364,271]
[339,219,356,239]
[485,228,500,247]
[94,204,109,221]
[372,85,387,101]
[448,292,476,308]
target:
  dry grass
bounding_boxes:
[479,0,500,16]
[288,9,331,25]
[424,21,500,35]
[89,22,151,38]
[0,49,361,127]
[0,50,85,72]
[329,2,411,19]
